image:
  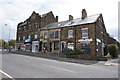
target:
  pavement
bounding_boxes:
[9,51,119,66]
[1,51,118,78]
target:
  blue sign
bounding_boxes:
[25,39,31,43]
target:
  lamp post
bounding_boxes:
[5,24,11,52]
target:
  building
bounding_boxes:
[16,9,119,57]
[16,11,58,52]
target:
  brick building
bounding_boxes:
[16,11,58,52]
[16,9,119,57]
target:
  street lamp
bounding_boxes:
[5,24,11,51]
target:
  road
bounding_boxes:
[0,51,118,78]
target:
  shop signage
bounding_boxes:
[78,38,92,42]
[25,39,31,43]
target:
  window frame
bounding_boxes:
[68,29,73,38]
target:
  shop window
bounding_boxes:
[55,31,59,38]
[67,43,74,50]
[54,41,59,50]
[81,28,88,38]
[68,29,73,38]
[44,33,48,39]
[50,32,54,38]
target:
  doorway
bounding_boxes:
[50,43,52,52]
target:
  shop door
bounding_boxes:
[50,43,52,52]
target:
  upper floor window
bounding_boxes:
[55,31,59,38]
[35,34,37,39]
[18,37,21,41]
[50,32,54,38]
[28,35,31,39]
[23,36,25,40]
[81,28,88,38]
[44,33,48,39]
[68,29,73,38]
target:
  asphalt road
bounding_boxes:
[1,51,118,78]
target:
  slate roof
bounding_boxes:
[42,14,100,30]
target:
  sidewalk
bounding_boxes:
[10,51,119,66]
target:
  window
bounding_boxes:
[18,37,21,41]
[54,41,59,50]
[28,35,31,39]
[43,43,47,50]
[35,35,37,39]
[23,36,25,40]
[68,29,73,38]
[55,31,59,38]
[81,28,88,38]
[67,43,74,50]
[29,25,32,30]
[44,33,48,39]
[50,32,54,38]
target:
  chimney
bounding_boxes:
[69,15,73,20]
[56,16,58,22]
[82,9,87,19]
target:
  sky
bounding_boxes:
[0,0,119,41]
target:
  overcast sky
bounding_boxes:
[0,0,119,41]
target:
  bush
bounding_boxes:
[107,44,118,58]
[62,48,84,55]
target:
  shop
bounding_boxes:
[24,39,32,52]
[32,41,39,52]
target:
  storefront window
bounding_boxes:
[54,41,59,50]
[43,43,47,50]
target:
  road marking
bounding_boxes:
[0,70,15,80]
[42,64,78,73]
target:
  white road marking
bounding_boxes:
[42,64,78,73]
[0,70,14,80]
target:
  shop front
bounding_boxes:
[24,39,32,52]
[32,41,39,52]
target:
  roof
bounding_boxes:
[42,14,100,30]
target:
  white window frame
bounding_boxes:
[68,29,73,38]
[28,35,31,39]
[81,28,88,38]
[35,34,37,39]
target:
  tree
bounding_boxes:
[108,44,118,58]
[9,40,16,48]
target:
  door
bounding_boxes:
[50,43,52,52]
[61,43,64,53]
[39,42,42,51]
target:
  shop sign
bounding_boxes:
[25,39,31,43]
[78,38,92,42]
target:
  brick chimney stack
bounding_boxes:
[69,15,73,20]
[56,16,58,22]
[82,9,87,19]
